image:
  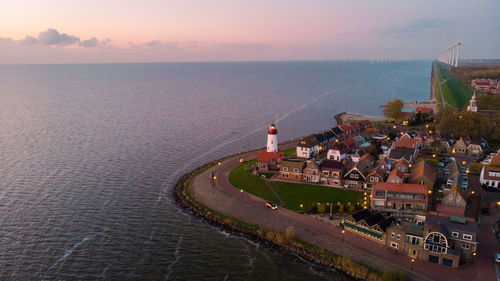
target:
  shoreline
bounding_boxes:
[170,142,430,281]
[172,156,377,281]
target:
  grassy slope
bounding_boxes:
[436,62,473,109]
[271,181,365,212]
[228,160,280,204]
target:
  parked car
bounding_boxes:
[266,202,278,210]
[494,253,500,263]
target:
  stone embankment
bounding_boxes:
[172,159,381,281]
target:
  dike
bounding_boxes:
[172,156,386,281]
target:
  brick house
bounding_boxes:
[280,160,305,182]
[257,151,285,172]
[319,159,344,186]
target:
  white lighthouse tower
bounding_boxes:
[266,123,278,152]
[467,92,478,112]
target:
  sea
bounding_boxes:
[0,61,430,280]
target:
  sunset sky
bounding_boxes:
[1,0,499,64]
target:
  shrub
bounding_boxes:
[285,226,295,243]
[338,203,345,212]
[382,270,407,281]
[275,232,285,244]
[265,231,275,241]
[347,203,356,212]
[318,203,326,213]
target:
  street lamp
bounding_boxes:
[411,258,415,271]
[342,230,345,241]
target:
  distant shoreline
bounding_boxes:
[335,112,386,125]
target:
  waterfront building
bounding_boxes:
[331,126,344,141]
[387,168,405,184]
[279,159,305,182]
[343,209,394,245]
[415,107,434,116]
[257,151,285,172]
[296,136,319,159]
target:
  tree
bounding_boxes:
[383,99,404,120]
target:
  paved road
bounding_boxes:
[188,145,497,281]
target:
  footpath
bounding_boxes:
[186,145,497,281]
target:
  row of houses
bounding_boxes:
[296,120,373,159]
[343,209,478,268]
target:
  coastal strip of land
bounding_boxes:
[173,144,445,281]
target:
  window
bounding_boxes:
[350,173,355,178]
[397,234,401,240]
[271,140,273,144]
[463,234,472,241]
[293,168,299,173]
[462,244,470,250]
[391,242,399,249]
[391,232,395,238]
[322,171,329,176]
[283,167,288,172]
[451,232,459,238]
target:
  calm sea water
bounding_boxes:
[0,61,430,280]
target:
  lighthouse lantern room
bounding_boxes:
[267,124,278,152]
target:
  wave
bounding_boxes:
[46,234,96,272]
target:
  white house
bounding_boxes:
[296,136,319,159]
[480,150,500,188]
[327,143,349,161]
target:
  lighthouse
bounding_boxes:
[267,123,278,152]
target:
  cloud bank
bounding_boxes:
[0,28,110,48]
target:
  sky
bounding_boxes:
[0,0,499,64]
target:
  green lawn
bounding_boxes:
[270,181,366,212]
[228,160,280,204]
[436,62,473,109]
[282,147,296,156]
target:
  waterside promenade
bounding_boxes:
[183,144,498,281]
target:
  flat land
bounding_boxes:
[229,160,366,213]
[436,62,473,109]
[270,181,366,212]
[228,159,280,204]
